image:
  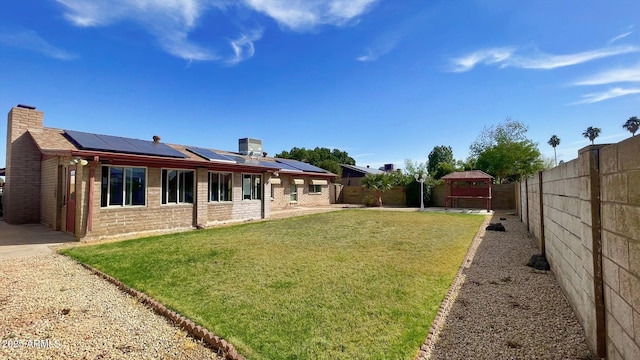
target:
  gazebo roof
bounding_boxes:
[441,170,493,180]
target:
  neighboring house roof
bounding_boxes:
[340,164,384,176]
[27,128,336,178]
[441,170,493,180]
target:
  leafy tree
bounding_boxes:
[403,160,434,206]
[582,126,601,144]
[427,146,454,175]
[276,146,355,174]
[623,116,639,137]
[470,118,545,183]
[470,117,529,157]
[433,162,456,180]
[316,160,342,177]
[548,135,560,166]
[361,173,393,207]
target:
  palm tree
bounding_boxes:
[547,135,560,166]
[361,173,393,207]
[623,116,639,136]
[582,126,601,144]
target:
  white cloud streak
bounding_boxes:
[571,63,640,85]
[244,0,378,31]
[0,29,77,60]
[226,28,263,65]
[56,0,218,61]
[610,26,634,43]
[356,9,428,63]
[450,45,639,72]
[54,0,377,63]
[450,47,515,72]
[569,87,640,105]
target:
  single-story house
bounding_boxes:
[3,105,337,241]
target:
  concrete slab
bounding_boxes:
[0,221,75,260]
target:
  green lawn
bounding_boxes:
[60,210,484,359]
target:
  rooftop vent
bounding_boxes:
[153,135,161,143]
[239,138,263,156]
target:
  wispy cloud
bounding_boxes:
[569,87,640,105]
[356,40,397,62]
[356,9,428,62]
[450,45,639,72]
[56,0,218,61]
[609,26,634,43]
[226,28,263,65]
[245,0,378,31]
[0,29,76,60]
[571,63,640,85]
[54,0,378,63]
[450,47,515,72]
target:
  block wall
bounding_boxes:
[599,136,640,360]
[520,135,640,359]
[342,185,406,206]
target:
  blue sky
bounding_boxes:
[1,0,639,170]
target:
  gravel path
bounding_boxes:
[0,254,222,360]
[427,213,593,360]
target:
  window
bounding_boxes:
[290,184,298,202]
[162,169,194,204]
[242,174,261,200]
[101,166,146,207]
[209,172,232,202]
[308,184,322,194]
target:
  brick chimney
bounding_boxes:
[4,104,44,223]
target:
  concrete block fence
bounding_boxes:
[519,135,640,359]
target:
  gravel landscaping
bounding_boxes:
[0,253,222,360]
[427,213,593,360]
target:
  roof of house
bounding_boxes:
[340,164,384,176]
[27,127,337,178]
[441,170,493,180]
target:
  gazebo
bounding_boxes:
[442,170,493,211]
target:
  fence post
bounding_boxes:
[525,178,530,232]
[588,147,606,358]
[538,171,545,256]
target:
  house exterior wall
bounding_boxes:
[4,106,43,223]
[86,167,200,241]
[40,157,59,228]
[79,167,274,241]
[269,175,331,210]
[519,135,640,359]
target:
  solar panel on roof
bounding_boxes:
[273,161,301,172]
[275,158,328,173]
[187,147,236,163]
[226,155,279,169]
[64,130,187,158]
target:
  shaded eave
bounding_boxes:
[277,169,337,179]
[41,149,280,173]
